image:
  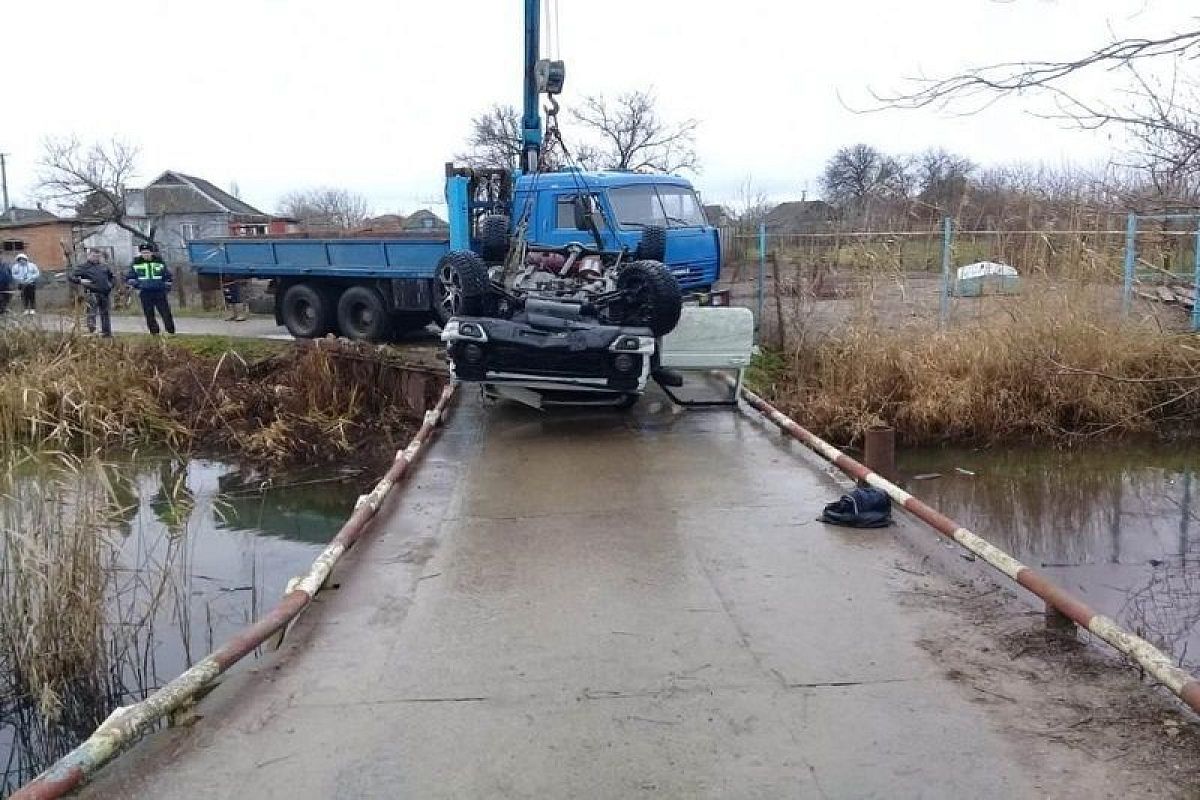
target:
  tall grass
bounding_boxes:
[750,296,1200,446]
[0,327,434,467]
[0,448,211,792]
[0,450,164,791]
[0,328,183,448]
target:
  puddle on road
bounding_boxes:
[899,444,1200,669]
[0,454,360,795]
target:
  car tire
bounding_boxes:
[336,285,390,341]
[616,260,683,337]
[280,282,332,339]
[478,214,510,264]
[634,225,667,262]
[433,251,492,325]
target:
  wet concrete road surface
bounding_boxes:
[81,391,1143,799]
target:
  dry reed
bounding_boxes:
[750,297,1200,446]
[0,328,435,467]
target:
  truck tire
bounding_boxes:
[433,251,491,325]
[478,214,510,264]
[616,260,682,337]
[280,283,332,339]
[634,225,667,262]
[337,285,390,341]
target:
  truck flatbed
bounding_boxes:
[188,237,450,280]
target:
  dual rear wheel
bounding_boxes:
[279,283,428,341]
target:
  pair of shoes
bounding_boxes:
[24,309,36,316]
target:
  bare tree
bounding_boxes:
[731,176,774,231]
[37,136,156,244]
[570,90,699,173]
[913,148,975,214]
[456,104,523,171]
[277,187,371,230]
[820,144,910,212]
[875,21,1200,200]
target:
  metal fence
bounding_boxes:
[725,217,1200,346]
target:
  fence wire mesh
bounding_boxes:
[724,221,1199,347]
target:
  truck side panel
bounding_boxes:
[188,239,451,279]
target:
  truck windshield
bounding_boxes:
[609,185,707,229]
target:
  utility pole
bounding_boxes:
[0,152,9,216]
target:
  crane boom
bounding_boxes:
[520,0,542,174]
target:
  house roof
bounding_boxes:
[361,213,407,231]
[402,209,448,230]
[763,200,835,232]
[0,207,60,225]
[144,171,267,217]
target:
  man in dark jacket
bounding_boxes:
[69,249,115,337]
[126,244,176,335]
[0,259,11,315]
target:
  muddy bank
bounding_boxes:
[0,329,446,469]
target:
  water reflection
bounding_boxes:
[900,444,1200,668]
[0,454,357,796]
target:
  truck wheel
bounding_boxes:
[478,214,510,264]
[280,283,332,339]
[337,285,390,341]
[634,225,667,262]
[616,260,682,337]
[434,251,491,325]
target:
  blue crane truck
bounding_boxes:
[186,169,719,341]
[189,0,728,407]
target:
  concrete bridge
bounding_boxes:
[76,392,1182,798]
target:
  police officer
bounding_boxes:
[126,244,176,335]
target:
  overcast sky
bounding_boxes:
[2,1,1193,216]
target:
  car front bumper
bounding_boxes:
[442,317,656,393]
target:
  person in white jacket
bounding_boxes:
[12,253,40,315]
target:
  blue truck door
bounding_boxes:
[539,192,600,248]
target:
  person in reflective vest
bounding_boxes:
[126,244,176,335]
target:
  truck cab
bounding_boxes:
[510,171,720,292]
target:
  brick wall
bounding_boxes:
[0,221,75,271]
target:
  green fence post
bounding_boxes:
[1123,212,1137,316]
[1192,219,1200,332]
[939,216,953,327]
[757,222,766,340]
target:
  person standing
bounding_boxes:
[223,278,248,322]
[69,249,115,337]
[12,253,40,315]
[126,244,176,335]
[0,259,12,316]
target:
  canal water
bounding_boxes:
[0,454,360,795]
[899,444,1200,669]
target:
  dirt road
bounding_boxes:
[77,391,1196,798]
